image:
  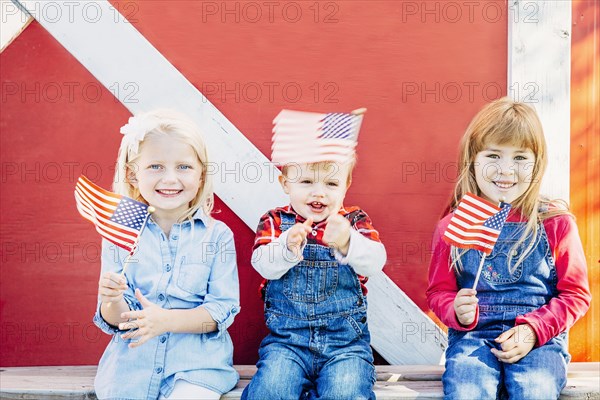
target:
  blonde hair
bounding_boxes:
[449,97,570,272]
[280,155,357,187]
[113,109,214,222]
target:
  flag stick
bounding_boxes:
[472,252,487,290]
[120,206,154,276]
[119,252,137,277]
[472,199,505,289]
[107,206,154,309]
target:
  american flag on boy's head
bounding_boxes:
[443,192,512,254]
[74,175,150,253]
[271,109,364,164]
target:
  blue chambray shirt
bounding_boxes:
[93,210,240,400]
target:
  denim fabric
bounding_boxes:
[242,214,376,400]
[444,222,570,400]
[93,210,240,400]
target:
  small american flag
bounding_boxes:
[74,175,149,253]
[271,110,363,164]
[443,192,511,255]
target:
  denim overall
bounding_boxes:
[242,214,376,400]
[443,222,570,400]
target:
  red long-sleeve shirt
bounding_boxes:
[426,212,591,347]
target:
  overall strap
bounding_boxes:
[537,220,558,286]
[279,212,296,233]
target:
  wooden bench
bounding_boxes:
[1,363,598,399]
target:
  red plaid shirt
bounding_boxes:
[254,205,382,296]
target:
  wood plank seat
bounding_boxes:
[1,363,598,399]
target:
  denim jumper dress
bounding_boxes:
[242,213,376,400]
[443,221,570,400]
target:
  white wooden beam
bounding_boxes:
[508,0,571,203]
[366,273,447,364]
[14,0,446,365]
[1,0,32,52]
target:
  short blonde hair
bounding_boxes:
[113,110,214,221]
[280,156,357,187]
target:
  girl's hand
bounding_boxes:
[453,288,478,326]
[492,324,537,363]
[98,272,128,304]
[323,214,351,255]
[119,289,169,348]
[286,218,313,261]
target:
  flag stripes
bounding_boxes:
[271,110,362,164]
[74,191,137,250]
[443,192,511,254]
[74,175,149,253]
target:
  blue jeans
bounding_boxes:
[444,325,568,400]
[243,338,375,400]
[242,213,376,400]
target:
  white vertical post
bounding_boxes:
[508,0,571,202]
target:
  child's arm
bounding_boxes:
[93,240,140,333]
[98,272,131,327]
[251,212,311,279]
[324,210,386,277]
[120,226,240,348]
[426,217,479,331]
[119,289,219,348]
[513,215,591,347]
[453,288,478,326]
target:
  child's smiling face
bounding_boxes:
[129,135,203,222]
[474,143,535,204]
[279,162,351,223]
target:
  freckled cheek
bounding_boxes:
[476,164,497,182]
[519,164,535,183]
[520,171,532,183]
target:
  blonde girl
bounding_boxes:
[94,110,240,400]
[427,97,591,399]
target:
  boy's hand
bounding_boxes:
[286,218,313,261]
[98,272,128,304]
[492,324,537,363]
[119,289,169,348]
[323,214,351,255]
[453,288,478,326]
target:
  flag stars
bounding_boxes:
[111,198,149,231]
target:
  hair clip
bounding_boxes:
[120,114,160,156]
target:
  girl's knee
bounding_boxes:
[444,381,499,400]
[505,352,567,399]
[443,363,501,400]
[508,382,563,399]
[506,373,565,400]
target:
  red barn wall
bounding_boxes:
[3,1,514,365]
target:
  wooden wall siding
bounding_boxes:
[508,0,571,202]
[570,0,600,362]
